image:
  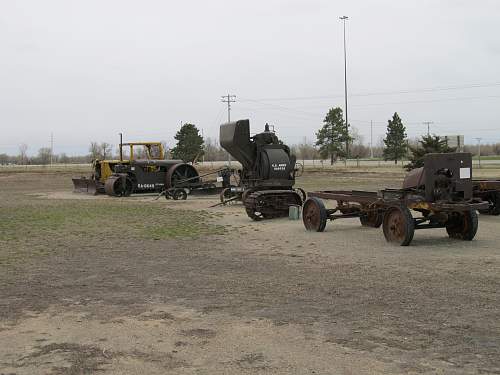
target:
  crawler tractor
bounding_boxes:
[220,119,304,220]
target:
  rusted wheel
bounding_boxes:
[172,189,188,201]
[359,210,383,228]
[220,187,233,203]
[302,197,327,232]
[383,206,415,246]
[445,210,478,240]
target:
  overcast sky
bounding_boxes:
[1,0,499,156]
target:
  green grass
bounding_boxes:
[0,201,226,266]
[0,202,224,241]
[474,155,500,161]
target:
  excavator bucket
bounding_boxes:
[72,177,99,195]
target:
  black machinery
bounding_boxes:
[302,153,488,246]
[73,140,231,198]
[473,180,500,215]
[220,119,304,220]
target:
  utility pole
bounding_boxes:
[475,137,482,169]
[422,121,433,136]
[50,132,53,165]
[340,16,349,163]
[370,120,373,159]
[201,128,205,163]
[221,94,236,166]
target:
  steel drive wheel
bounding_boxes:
[445,210,478,240]
[104,175,133,197]
[165,163,199,188]
[383,206,415,246]
[302,197,327,232]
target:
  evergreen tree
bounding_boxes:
[383,112,407,164]
[405,135,456,171]
[315,107,351,165]
[171,123,204,163]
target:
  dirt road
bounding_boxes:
[1,170,500,374]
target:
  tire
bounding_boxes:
[220,187,233,203]
[445,210,478,241]
[383,206,415,246]
[302,197,327,232]
[173,189,188,201]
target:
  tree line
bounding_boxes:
[1,113,498,165]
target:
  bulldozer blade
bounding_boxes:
[72,177,99,195]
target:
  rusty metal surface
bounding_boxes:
[421,153,473,201]
[307,189,489,213]
[402,167,424,189]
[308,190,378,204]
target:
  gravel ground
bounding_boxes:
[1,170,500,374]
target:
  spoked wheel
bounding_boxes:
[220,187,233,203]
[445,210,478,240]
[165,163,199,188]
[172,189,188,200]
[302,197,327,232]
[359,210,383,228]
[383,206,415,246]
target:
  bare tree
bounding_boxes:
[0,154,9,165]
[37,148,52,165]
[100,142,112,159]
[59,153,70,163]
[89,142,102,160]
[18,143,28,164]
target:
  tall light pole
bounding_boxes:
[475,137,482,169]
[370,120,373,158]
[340,16,349,161]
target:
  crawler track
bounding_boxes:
[243,190,302,220]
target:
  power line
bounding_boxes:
[239,82,500,102]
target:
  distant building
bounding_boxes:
[444,135,464,152]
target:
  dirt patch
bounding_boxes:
[2,170,500,374]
